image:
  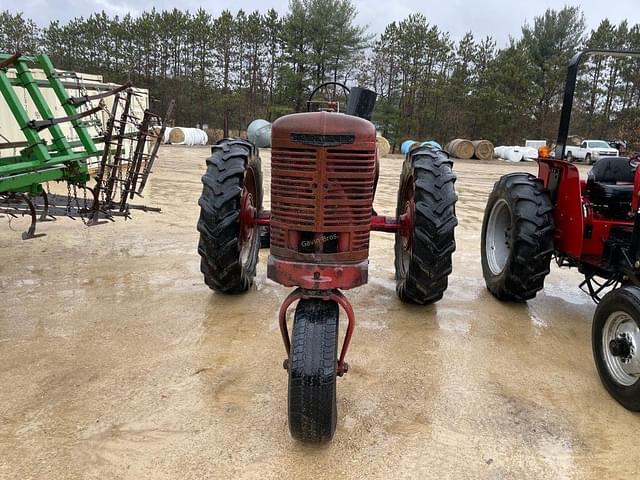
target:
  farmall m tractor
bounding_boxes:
[481,49,640,411]
[197,83,458,442]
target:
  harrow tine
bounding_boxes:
[15,194,45,240]
[38,189,55,222]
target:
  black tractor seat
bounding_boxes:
[586,157,636,216]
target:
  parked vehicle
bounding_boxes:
[196,83,458,443]
[565,140,619,164]
[480,49,640,411]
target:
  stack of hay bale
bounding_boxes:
[446,138,495,160]
[494,146,539,162]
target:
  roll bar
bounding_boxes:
[555,49,640,160]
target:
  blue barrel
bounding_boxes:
[247,119,272,148]
[401,140,442,155]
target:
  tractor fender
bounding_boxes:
[538,158,583,259]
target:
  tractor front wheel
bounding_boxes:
[481,173,554,301]
[197,138,263,293]
[593,287,640,411]
[288,298,339,443]
[394,146,458,304]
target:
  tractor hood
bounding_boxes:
[271,111,376,147]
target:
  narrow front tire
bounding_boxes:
[288,299,339,443]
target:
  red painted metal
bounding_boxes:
[268,111,377,269]
[632,163,640,212]
[255,210,271,226]
[268,111,378,375]
[331,290,356,376]
[538,158,584,259]
[239,188,256,252]
[538,157,637,266]
[278,288,304,357]
[239,168,258,259]
[267,257,368,290]
[399,198,415,252]
[278,288,356,376]
[370,214,402,232]
[252,211,402,232]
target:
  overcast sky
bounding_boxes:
[7,0,640,46]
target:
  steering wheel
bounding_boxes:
[307,82,351,112]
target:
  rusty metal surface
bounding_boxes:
[267,256,368,290]
[268,111,376,270]
[278,288,356,376]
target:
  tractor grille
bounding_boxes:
[270,145,376,260]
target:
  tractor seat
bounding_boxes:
[586,157,635,213]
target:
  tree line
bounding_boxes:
[1,2,639,151]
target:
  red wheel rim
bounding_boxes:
[398,178,415,273]
[239,168,258,265]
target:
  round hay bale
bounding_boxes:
[149,126,172,144]
[376,135,391,157]
[149,126,162,140]
[169,127,185,144]
[163,127,172,143]
[472,140,494,160]
[447,138,474,159]
[207,128,225,144]
[168,127,207,146]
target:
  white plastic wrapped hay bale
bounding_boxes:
[504,147,524,162]
[521,147,539,160]
[169,127,208,145]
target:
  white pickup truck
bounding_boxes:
[565,140,619,164]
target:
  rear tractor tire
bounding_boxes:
[197,138,263,293]
[395,145,458,304]
[592,287,640,411]
[481,173,554,301]
[288,299,339,443]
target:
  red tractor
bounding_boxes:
[481,49,640,411]
[197,83,458,442]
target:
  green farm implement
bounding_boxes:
[0,52,172,238]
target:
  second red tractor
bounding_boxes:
[481,49,640,412]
